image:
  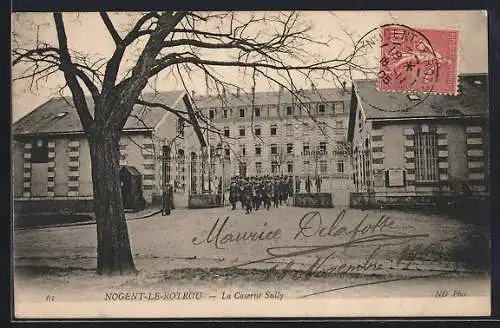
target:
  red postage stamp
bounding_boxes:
[377,25,459,95]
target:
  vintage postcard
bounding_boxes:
[11,10,490,318]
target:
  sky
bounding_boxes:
[11,10,488,122]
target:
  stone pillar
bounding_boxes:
[23,142,32,198]
[47,140,56,197]
[466,125,486,192]
[67,140,80,197]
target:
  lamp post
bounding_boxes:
[201,146,208,194]
[214,143,225,206]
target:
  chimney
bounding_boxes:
[311,82,315,90]
[342,81,347,92]
[191,90,196,99]
[251,86,255,95]
[236,87,240,97]
[279,85,284,94]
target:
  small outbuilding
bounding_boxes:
[120,166,146,211]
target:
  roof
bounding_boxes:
[13,90,186,137]
[353,74,488,120]
[193,87,351,109]
[120,165,142,176]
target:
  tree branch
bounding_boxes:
[100,12,122,45]
[53,12,94,131]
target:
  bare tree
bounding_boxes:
[12,11,368,275]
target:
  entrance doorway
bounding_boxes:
[238,162,247,177]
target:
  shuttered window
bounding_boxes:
[415,127,438,182]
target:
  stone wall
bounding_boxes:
[14,198,94,216]
[188,194,223,209]
[293,193,333,208]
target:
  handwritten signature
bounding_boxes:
[191,209,447,298]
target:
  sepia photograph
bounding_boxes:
[11,10,490,318]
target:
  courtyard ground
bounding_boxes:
[14,206,490,303]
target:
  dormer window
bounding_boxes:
[474,80,482,85]
[407,94,420,101]
[55,112,68,118]
[318,104,326,115]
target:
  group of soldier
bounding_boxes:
[228,175,295,214]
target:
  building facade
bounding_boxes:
[13,91,189,213]
[347,74,489,208]
[180,86,353,205]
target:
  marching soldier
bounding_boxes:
[243,178,253,214]
[272,178,280,208]
[229,180,239,210]
[264,178,272,210]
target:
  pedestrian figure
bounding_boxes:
[295,176,301,193]
[305,176,311,193]
[279,178,287,205]
[315,176,322,193]
[161,188,171,216]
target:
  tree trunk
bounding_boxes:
[88,128,137,275]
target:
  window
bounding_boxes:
[55,112,68,118]
[256,162,262,175]
[271,161,278,174]
[287,162,293,173]
[239,108,245,118]
[209,109,215,119]
[271,144,278,155]
[224,148,230,159]
[224,127,230,137]
[254,126,261,136]
[223,109,228,119]
[239,127,245,136]
[320,160,328,174]
[337,159,344,173]
[334,102,344,114]
[303,143,310,155]
[286,143,293,154]
[270,124,277,136]
[318,104,326,115]
[31,140,49,163]
[319,142,327,153]
[415,125,438,182]
[240,145,246,156]
[358,111,363,129]
[285,123,293,136]
[286,106,293,116]
[336,121,343,129]
[254,107,261,117]
[255,145,262,156]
